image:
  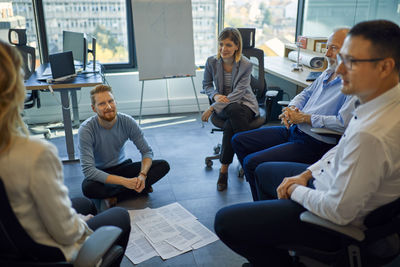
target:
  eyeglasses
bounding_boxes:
[337,53,384,70]
[326,45,339,52]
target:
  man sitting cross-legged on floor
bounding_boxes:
[78,85,170,209]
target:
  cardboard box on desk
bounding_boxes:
[306,37,327,51]
[297,36,307,49]
[315,41,327,53]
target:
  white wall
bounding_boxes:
[24,70,209,124]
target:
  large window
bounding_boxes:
[302,0,400,36]
[224,0,298,57]
[192,0,218,66]
[43,0,130,65]
[0,0,39,66]
[2,0,219,70]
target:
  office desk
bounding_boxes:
[264,56,313,90]
[25,64,103,161]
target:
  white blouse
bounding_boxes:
[0,136,92,262]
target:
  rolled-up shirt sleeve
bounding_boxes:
[310,95,356,131]
[289,80,318,110]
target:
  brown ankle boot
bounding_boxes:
[217,172,228,191]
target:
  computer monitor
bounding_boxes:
[87,35,96,71]
[63,30,87,70]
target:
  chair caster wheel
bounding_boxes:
[213,144,221,154]
[44,131,51,139]
[205,159,213,167]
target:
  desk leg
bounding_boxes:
[70,88,80,127]
[139,81,144,125]
[60,90,76,161]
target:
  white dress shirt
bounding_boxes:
[291,84,400,227]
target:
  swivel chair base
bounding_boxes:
[205,144,221,167]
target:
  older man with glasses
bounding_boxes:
[215,19,400,267]
[231,28,357,201]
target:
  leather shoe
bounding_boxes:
[217,172,228,191]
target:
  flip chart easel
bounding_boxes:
[138,76,202,125]
[131,0,201,124]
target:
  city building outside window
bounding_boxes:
[224,0,298,57]
[192,0,218,66]
[43,0,130,65]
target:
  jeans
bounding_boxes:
[214,162,341,267]
[232,125,334,200]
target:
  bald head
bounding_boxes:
[331,28,350,43]
[325,28,350,70]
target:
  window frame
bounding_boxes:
[32,0,136,71]
[30,0,302,71]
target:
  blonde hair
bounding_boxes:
[216,27,243,63]
[90,84,113,106]
[0,40,28,154]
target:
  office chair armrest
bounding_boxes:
[300,211,365,242]
[277,100,290,107]
[74,226,122,267]
[310,128,342,136]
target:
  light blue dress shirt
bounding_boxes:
[289,69,356,144]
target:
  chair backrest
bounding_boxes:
[8,29,41,110]
[0,177,66,263]
[242,47,267,103]
[364,198,400,228]
[238,28,267,104]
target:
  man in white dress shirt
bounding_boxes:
[214,19,400,267]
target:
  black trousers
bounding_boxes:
[82,159,170,200]
[71,197,131,267]
[215,102,254,165]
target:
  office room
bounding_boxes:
[1,0,400,266]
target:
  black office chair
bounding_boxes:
[0,177,124,267]
[242,47,267,106]
[9,29,50,139]
[290,198,400,267]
